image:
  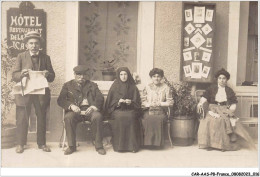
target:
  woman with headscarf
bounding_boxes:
[141,68,174,148]
[197,68,256,151]
[105,67,142,152]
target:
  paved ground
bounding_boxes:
[1,140,258,168]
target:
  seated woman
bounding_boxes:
[197,68,256,151]
[141,68,174,148]
[105,67,142,152]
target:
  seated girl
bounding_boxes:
[197,68,256,151]
[141,68,174,148]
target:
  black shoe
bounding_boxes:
[38,145,51,152]
[16,145,24,153]
[97,148,106,155]
[64,147,76,155]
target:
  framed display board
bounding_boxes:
[180,2,216,83]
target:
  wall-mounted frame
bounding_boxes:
[180,2,216,83]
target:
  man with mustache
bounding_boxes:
[12,31,55,153]
[57,65,106,155]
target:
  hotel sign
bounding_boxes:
[7,5,46,56]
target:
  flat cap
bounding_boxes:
[73,65,88,74]
[23,31,44,43]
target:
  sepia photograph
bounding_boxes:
[201,65,211,78]
[183,51,193,61]
[191,62,202,78]
[202,51,212,62]
[184,9,193,22]
[193,6,205,23]
[184,37,190,47]
[201,23,213,35]
[183,65,192,77]
[205,9,214,21]
[184,22,195,35]
[1,1,259,177]
[206,37,213,47]
[194,51,200,61]
[190,32,206,48]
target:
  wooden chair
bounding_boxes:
[166,106,173,147]
[194,90,206,141]
[194,89,207,119]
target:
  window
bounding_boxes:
[236,2,258,86]
[65,2,155,85]
[78,2,138,80]
[245,2,258,85]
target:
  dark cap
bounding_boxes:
[215,68,230,80]
[73,65,88,74]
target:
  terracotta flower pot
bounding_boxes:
[1,125,16,149]
[170,115,195,146]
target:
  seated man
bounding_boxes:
[57,65,106,155]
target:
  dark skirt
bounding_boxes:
[110,109,141,152]
[142,111,167,147]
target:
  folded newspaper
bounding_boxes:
[12,71,49,95]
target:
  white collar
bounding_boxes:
[218,84,225,89]
[29,51,39,56]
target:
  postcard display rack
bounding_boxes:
[181,3,216,83]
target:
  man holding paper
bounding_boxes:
[12,31,55,153]
[57,65,106,155]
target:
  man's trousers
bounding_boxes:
[64,111,104,150]
[16,94,50,146]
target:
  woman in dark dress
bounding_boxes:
[197,68,256,151]
[105,67,142,152]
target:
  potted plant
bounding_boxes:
[1,39,17,149]
[164,78,197,146]
[100,59,117,81]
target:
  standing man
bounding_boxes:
[12,31,55,153]
[57,65,106,155]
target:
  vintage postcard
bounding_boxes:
[191,62,202,78]
[183,46,195,52]
[206,38,212,47]
[205,9,214,22]
[185,23,195,35]
[194,51,200,61]
[201,23,212,35]
[1,1,258,176]
[201,65,211,78]
[183,65,192,77]
[183,51,192,61]
[202,51,211,62]
[194,6,205,23]
[185,9,193,21]
[190,32,206,48]
[184,37,190,47]
[199,46,212,53]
